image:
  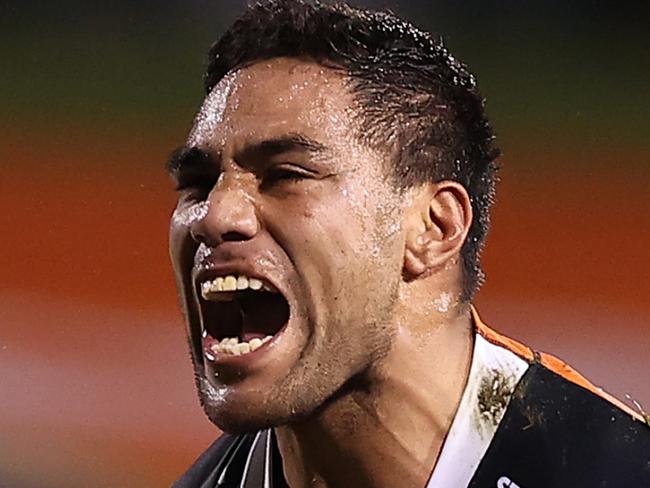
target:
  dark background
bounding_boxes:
[1,1,648,486]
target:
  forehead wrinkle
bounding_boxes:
[241,133,328,157]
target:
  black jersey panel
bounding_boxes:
[468,362,650,488]
[172,433,255,488]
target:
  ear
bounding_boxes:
[403,181,473,278]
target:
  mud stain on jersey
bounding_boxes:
[475,368,517,438]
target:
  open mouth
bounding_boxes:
[199,274,290,358]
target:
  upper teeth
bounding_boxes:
[201,274,274,299]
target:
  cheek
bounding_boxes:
[271,179,397,264]
[169,221,196,281]
[271,195,378,315]
[293,198,364,257]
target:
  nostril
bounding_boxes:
[189,220,256,246]
[221,231,250,242]
[190,226,212,246]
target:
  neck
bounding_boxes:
[275,298,474,488]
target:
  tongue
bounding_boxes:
[241,330,270,342]
[239,293,288,340]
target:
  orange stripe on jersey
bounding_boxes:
[471,306,534,362]
[471,306,645,423]
[538,351,644,422]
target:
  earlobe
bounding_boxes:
[404,234,429,277]
[403,182,472,279]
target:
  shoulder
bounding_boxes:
[471,308,650,486]
[471,306,647,423]
[471,359,650,486]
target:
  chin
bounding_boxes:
[195,377,297,434]
[196,371,340,434]
[200,397,308,435]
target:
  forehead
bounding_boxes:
[188,58,357,149]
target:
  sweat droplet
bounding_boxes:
[172,200,210,227]
[188,71,239,146]
[433,291,454,313]
[194,243,213,267]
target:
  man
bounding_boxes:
[167,1,650,486]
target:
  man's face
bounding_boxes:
[169,58,406,433]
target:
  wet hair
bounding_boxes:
[204,0,499,301]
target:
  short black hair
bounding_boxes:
[204,0,500,300]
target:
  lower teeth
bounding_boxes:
[210,336,273,356]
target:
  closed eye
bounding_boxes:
[175,170,219,202]
[261,165,315,189]
[167,146,220,197]
[175,172,218,192]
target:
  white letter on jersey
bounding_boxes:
[497,476,521,488]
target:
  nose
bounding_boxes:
[190,174,259,246]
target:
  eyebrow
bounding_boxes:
[165,133,328,176]
[165,146,216,176]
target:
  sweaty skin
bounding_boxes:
[169,58,474,488]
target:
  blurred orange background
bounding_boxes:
[1,1,648,486]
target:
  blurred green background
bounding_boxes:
[3,1,648,147]
[1,1,648,487]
